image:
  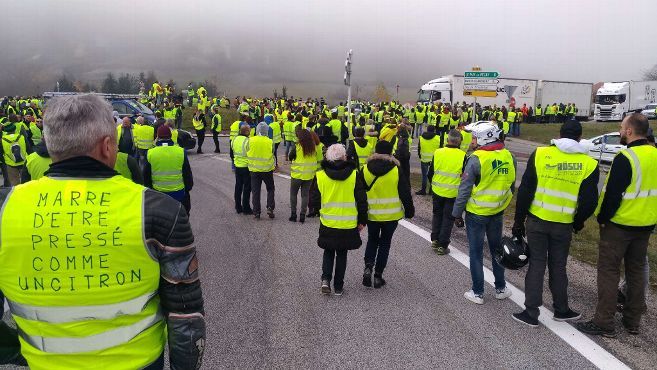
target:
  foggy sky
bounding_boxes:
[2,0,657,97]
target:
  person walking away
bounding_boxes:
[117,117,135,157]
[22,138,52,182]
[211,106,222,153]
[0,94,205,369]
[392,126,412,186]
[267,114,282,168]
[144,125,194,214]
[452,122,517,304]
[317,144,368,295]
[417,125,441,195]
[0,114,31,186]
[248,122,276,219]
[115,151,143,184]
[288,128,317,223]
[577,113,657,337]
[231,125,252,214]
[361,141,414,288]
[133,116,155,167]
[428,130,466,255]
[346,126,374,169]
[512,120,599,327]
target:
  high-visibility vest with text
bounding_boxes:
[465,149,515,216]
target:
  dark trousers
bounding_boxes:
[251,171,275,214]
[234,167,251,212]
[511,122,520,137]
[524,217,573,319]
[273,142,280,167]
[322,249,348,290]
[593,224,650,329]
[196,129,205,153]
[212,132,220,152]
[437,126,447,147]
[399,159,410,187]
[431,194,455,246]
[290,178,311,215]
[365,221,399,274]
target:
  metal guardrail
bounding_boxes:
[42,92,143,100]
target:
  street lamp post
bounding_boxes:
[344,49,353,126]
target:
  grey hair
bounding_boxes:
[43,94,115,161]
[325,144,346,162]
[256,122,269,136]
[447,129,463,145]
[136,116,145,124]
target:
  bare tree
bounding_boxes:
[644,65,657,80]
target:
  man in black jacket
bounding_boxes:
[511,120,599,327]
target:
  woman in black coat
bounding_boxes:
[317,144,368,296]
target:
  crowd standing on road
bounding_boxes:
[0,85,654,368]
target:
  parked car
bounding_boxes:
[111,99,156,124]
[640,103,657,119]
[580,132,625,163]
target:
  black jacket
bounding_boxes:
[360,153,415,219]
[0,156,205,369]
[317,159,368,250]
[515,146,599,229]
[597,139,654,231]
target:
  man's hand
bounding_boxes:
[357,224,366,232]
[512,222,525,238]
[454,217,464,228]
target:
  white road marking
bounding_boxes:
[398,219,630,370]
[211,153,629,370]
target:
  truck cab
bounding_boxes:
[418,77,452,104]
[594,82,629,121]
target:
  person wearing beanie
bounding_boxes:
[359,140,414,289]
[317,144,368,296]
[247,121,276,219]
[143,123,194,214]
[511,118,599,327]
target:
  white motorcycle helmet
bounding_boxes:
[471,121,502,147]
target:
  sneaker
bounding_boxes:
[512,310,539,327]
[362,267,373,287]
[289,214,297,222]
[320,280,331,295]
[254,213,261,219]
[334,288,344,296]
[299,214,305,224]
[415,190,426,195]
[373,275,386,289]
[553,309,582,322]
[495,287,512,300]
[435,246,450,255]
[235,208,243,214]
[464,290,484,305]
[576,321,617,338]
[431,240,439,249]
[267,208,275,219]
[622,319,640,335]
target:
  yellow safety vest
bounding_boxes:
[133,125,155,150]
[269,122,282,144]
[211,114,222,133]
[535,107,543,116]
[466,149,516,216]
[507,111,516,123]
[315,143,324,171]
[363,165,404,222]
[147,145,185,192]
[1,127,27,166]
[459,130,473,152]
[232,135,249,168]
[596,145,657,226]
[419,135,441,163]
[354,141,374,169]
[529,146,598,223]
[114,152,132,180]
[29,122,42,145]
[432,147,466,198]
[328,119,342,141]
[26,152,52,181]
[230,121,241,142]
[0,176,164,370]
[247,136,274,172]
[192,117,204,131]
[291,144,317,180]
[316,170,358,229]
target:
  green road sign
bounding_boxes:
[464,71,499,78]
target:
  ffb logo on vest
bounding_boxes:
[490,159,510,175]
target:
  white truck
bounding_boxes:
[593,80,657,121]
[418,75,593,118]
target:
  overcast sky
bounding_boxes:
[1,0,656,95]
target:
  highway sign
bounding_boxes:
[464,71,499,78]
[464,91,498,97]
[463,84,498,91]
[464,78,500,85]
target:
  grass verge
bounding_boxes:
[518,120,657,144]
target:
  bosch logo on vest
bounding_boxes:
[544,162,584,172]
[490,159,510,175]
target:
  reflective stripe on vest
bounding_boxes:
[291,144,317,180]
[134,125,155,149]
[0,176,164,368]
[270,122,282,143]
[420,136,441,163]
[147,145,185,192]
[431,147,465,198]
[247,136,275,172]
[466,149,516,216]
[232,135,249,168]
[529,146,598,223]
[317,170,358,228]
[363,165,404,221]
[354,142,374,168]
[601,146,657,226]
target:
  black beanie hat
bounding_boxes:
[560,119,582,140]
[375,140,393,155]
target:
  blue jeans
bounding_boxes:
[415,123,424,138]
[284,141,293,158]
[511,122,520,136]
[465,212,506,295]
[420,162,431,192]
